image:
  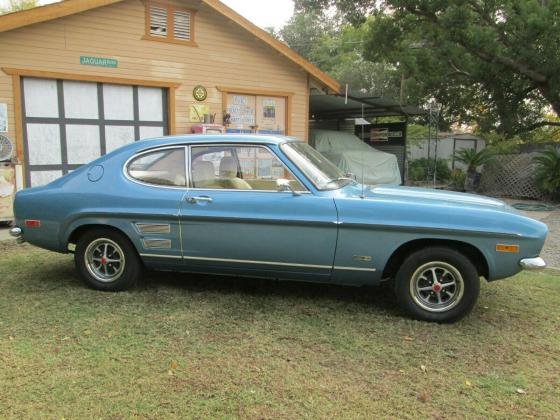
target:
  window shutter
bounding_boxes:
[150,5,168,37]
[173,10,191,40]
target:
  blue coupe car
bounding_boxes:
[11,135,548,322]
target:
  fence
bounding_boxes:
[479,150,545,200]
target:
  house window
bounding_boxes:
[224,93,287,135]
[145,2,196,45]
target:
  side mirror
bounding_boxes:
[276,178,301,196]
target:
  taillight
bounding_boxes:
[25,219,41,228]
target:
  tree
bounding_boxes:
[294,0,560,138]
[278,12,401,97]
[0,0,38,13]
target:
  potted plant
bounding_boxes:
[453,148,494,192]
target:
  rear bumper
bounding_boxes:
[519,257,546,270]
[9,226,25,243]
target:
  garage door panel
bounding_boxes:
[63,81,99,120]
[138,87,163,122]
[66,125,101,164]
[26,123,61,165]
[106,125,135,152]
[30,170,63,187]
[139,126,164,139]
[22,77,167,187]
[103,84,134,120]
[23,78,59,118]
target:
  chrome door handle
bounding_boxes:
[186,196,213,204]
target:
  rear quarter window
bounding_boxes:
[127,148,186,187]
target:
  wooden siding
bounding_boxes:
[0,0,310,163]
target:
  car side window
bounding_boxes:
[190,145,306,191]
[127,148,186,187]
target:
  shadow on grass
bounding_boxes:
[142,269,399,313]
[11,246,400,317]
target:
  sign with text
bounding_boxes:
[358,122,406,145]
[80,56,118,68]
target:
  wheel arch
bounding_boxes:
[67,223,137,253]
[382,238,489,280]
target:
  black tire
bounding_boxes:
[74,228,142,291]
[394,246,480,323]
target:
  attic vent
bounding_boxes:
[173,10,191,40]
[150,5,168,37]
[144,2,197,45]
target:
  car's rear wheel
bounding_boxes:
[394,247,480,323]
[75,228,142,291]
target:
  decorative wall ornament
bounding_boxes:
[193,85,208,101]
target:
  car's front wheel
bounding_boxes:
[394,246,480,323]
[75,228,142,291]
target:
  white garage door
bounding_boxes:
[21,77,168,187]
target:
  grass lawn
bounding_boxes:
[1,241,559,418]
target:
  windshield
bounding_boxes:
[281,142,355,190]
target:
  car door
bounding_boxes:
[179,144,338,281]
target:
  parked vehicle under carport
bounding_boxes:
[309,129,402,185]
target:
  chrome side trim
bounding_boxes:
[139,253,182,259]
[519,257,546,270]
[183,255,331,269]
[136,223,171,234]
[141,254,378,272]
[142,238,172,249]
[334,266,377,272]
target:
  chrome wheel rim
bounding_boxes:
[409,261,464,313]
[84,238,126,283]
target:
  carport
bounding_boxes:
[309,90,426,179]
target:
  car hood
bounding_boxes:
[333,184,549,242]
[367,185,511,211]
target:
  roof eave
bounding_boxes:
[0,0,122,33]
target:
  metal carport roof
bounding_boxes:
[310,91,426,119]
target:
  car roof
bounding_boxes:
[130,134,300,153]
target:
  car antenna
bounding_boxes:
[360,103,365,199]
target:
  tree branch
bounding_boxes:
[403,5,548,84]
[447,59,472,78]
[465,0,514,49]
[516,120,560,133]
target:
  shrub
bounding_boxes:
[533,146,560,200]
[449,169,466,191]
[408,158,451,183]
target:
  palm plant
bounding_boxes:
[453,148,495,192]
[453,148,495,175]
[533,146,560,200]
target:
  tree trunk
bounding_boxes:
[464,168,480,192]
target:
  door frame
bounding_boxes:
[2,67,181,187]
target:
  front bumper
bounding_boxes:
[519,257,546,270]
[9,226,24,244]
